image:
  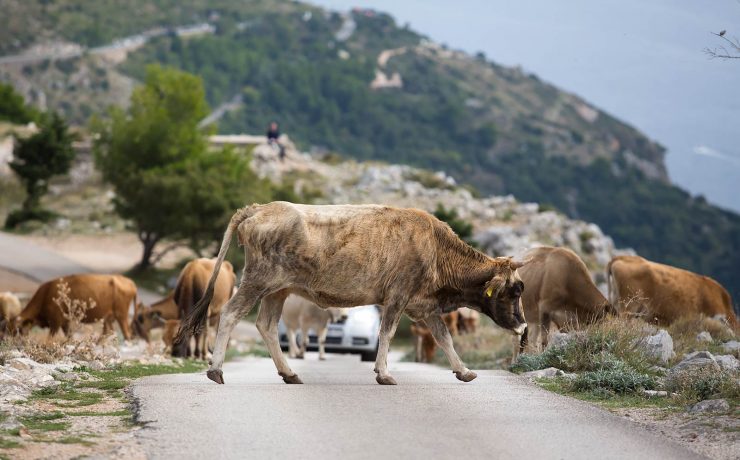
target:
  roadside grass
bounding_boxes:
[2,360,207,453]
[512,316,739,410]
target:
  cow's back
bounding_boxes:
[239,202,442,309]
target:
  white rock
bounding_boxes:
[722,340,740,353]
[688,399,730,413]
[521,367,564,378]
[696,331,712,343]
[670,351,720,375]
[641,329,675,364]
[714,354,740,371]
[642,390,669,397]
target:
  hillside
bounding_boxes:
[0,0,738,299]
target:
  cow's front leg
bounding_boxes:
[425,314,477,382]
[257,291,302,384]
[374,303,404,385]
[207,284,261,384]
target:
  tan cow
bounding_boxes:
[517,246,611,353]
[8,274,137,339]
[282,294,345,360]
[457,307,480,334]
[608,255,737,327]
[172,258,236,359]
[177,202,527,386]
[131,293,179,342]
[411,311,459,363]
[0,292,22,338]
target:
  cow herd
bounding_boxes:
[1,201,737,387]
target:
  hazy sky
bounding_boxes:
[311,0,740,212]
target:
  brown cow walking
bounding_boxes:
[9,274,138,339]
[177,202,527,386]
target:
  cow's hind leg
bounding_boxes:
[207,285,261,384]
[256,290,302,384]
[426,314,477,382]
[374,303,405,385]
[287,328,299,358]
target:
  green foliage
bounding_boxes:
[93,65,272,269]
[572,366,656,395]
[0,83,38,124]
[5,112,75,228]
[665,368,740,402]
[433,203,476,246]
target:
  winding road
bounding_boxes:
[133,353,702,460]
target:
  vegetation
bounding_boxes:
[5,112,76,229]
[92,65,273,270]
[0,83,38,124]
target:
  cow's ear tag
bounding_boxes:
[485,287,494,297]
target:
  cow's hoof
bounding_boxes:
[319,356,326,361]
[376,374,397,385]
[280,372,303,384]
[454,370,477,382]
[207,369,224,385]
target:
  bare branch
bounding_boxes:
[705,32,740,60]
[149,241,186,266]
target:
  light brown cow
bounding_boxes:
[131,293,179,342]
[411,311,459,363]
[517,246,611,353]
[8,274,137,339]
[172,258,236,359]
[0,292,22,338]
[177,202,527,386]
[457,307,480,334]
[608,255,737,327]
[282,294,345,360]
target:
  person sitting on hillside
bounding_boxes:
[266,121,286,161]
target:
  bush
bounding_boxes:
[665,368,740,402]
[4,208,56,229]
[572,367,656,394]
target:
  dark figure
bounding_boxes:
[267,121,285,161]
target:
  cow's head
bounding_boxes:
[6,316,33,336]
[480,258,527,336]
[131,305,165,343]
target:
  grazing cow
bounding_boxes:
[0,292,22,338]
[517,247,611,354]
[172,258,236,359]
[411,311,459,363]
[608,255,737,327]
[8,274,137,339]
[282,294,345,360]
[457,307,480,334]
[177,202,527,386]
[131,293,178,342]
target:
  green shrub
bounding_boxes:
[572,367,655,394]
[665,368,740,402]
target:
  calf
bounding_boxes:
[282,295,345,360]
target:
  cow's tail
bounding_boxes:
[175,206,252,344]
[606,258,617,312]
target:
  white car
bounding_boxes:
[279,304,380,361]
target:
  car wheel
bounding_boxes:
[360,346,378,362]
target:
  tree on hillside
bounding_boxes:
[5,112,75,229]
[93,65,272,270]
[0,83,38,124]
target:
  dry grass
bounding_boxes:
[668,315,737,360]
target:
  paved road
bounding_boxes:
[133,354,702,460]
[0,232,158,303]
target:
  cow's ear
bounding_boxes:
[511,258,528,270]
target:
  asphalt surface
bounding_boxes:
[133,354,702,460]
